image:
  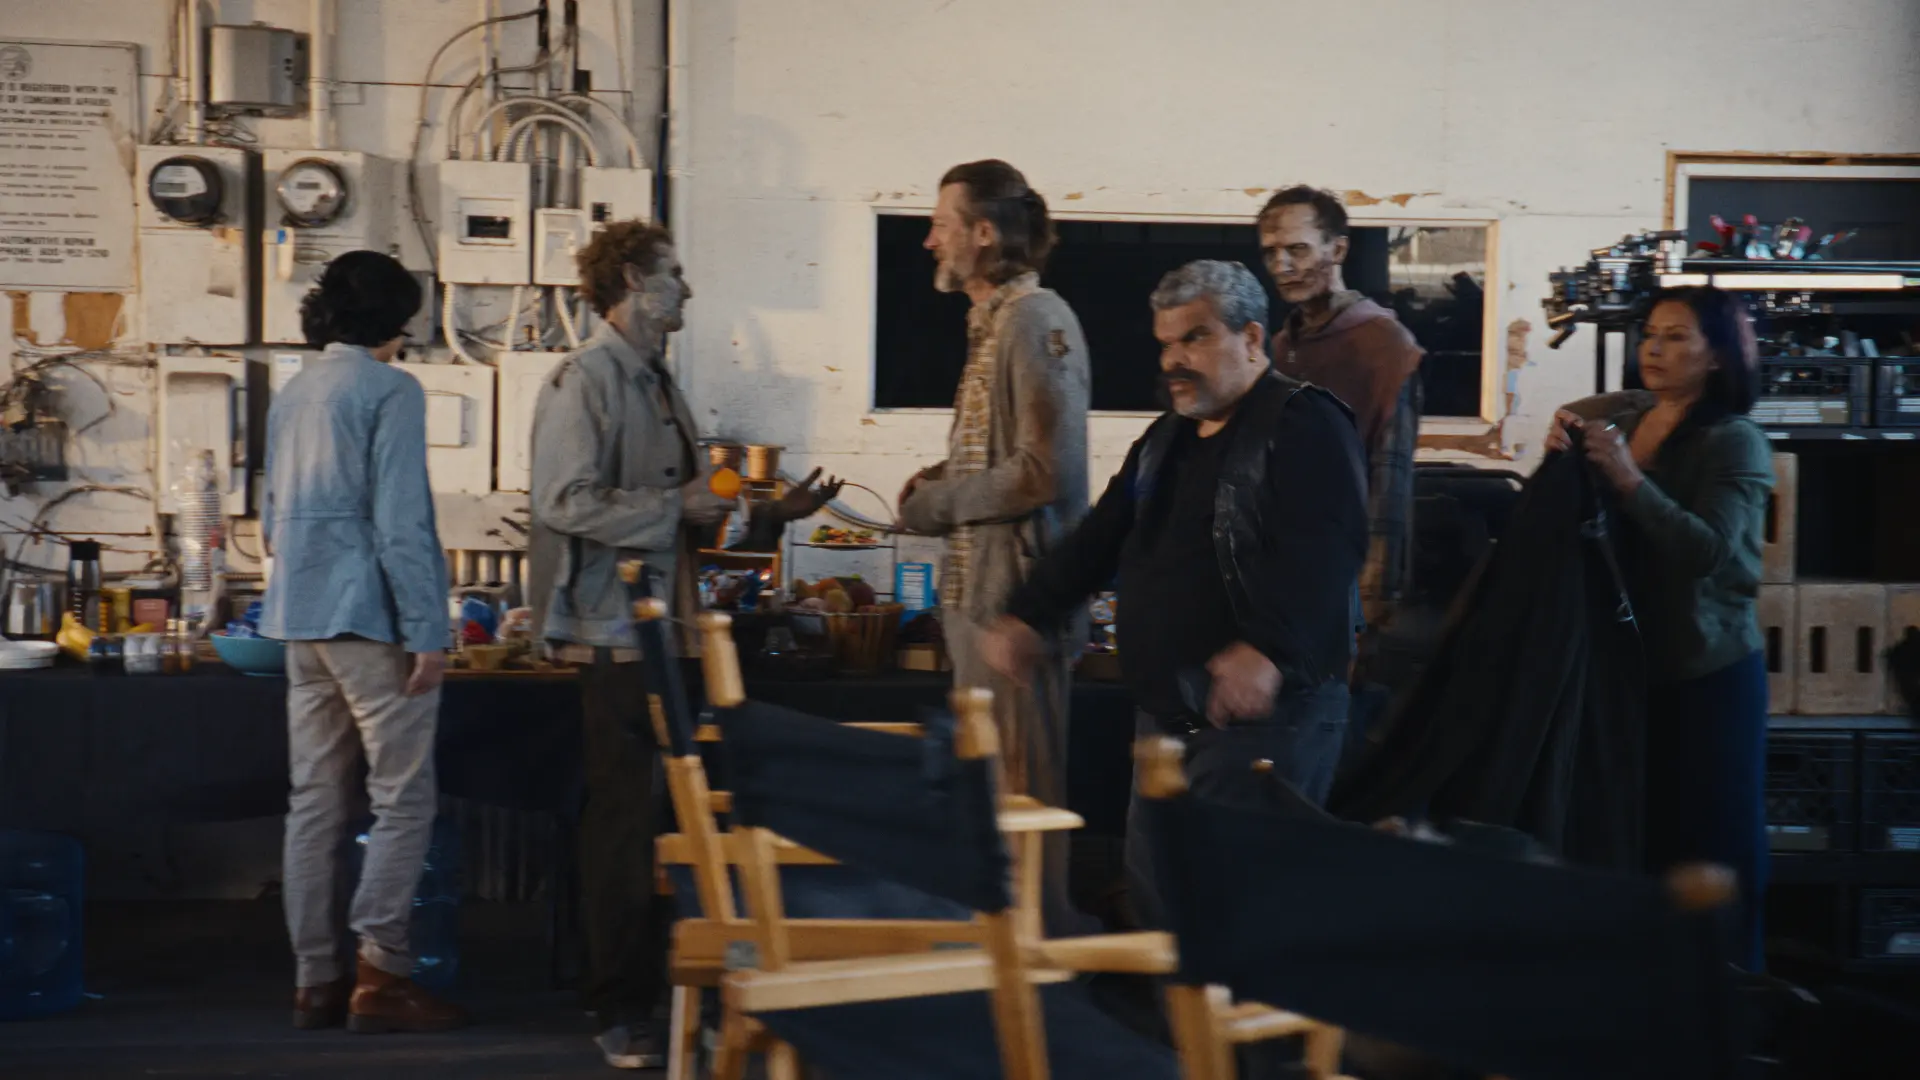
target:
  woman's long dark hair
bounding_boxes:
[1643,285,1759,419]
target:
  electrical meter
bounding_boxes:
[274,157,349,227]
[137,145,256,344]
[146,156,227,225]
[260,151,402,344]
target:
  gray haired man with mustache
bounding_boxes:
[980,259,1368,928]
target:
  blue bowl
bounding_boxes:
[208,632,286,676]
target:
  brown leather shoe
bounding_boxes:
[292,976,353,1029]
[346,959,466,1034]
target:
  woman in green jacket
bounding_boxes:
[1548,285,1774,971]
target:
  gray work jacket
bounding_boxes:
[528,323,698,649]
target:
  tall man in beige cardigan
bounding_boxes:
[899,159,1092,936]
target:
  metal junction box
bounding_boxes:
[436,160,531,286]
[207,24,309,116]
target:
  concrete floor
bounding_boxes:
[1,900,636,1079]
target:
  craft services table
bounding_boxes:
[0,666,1137,837]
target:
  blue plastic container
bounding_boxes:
[349,815,461,991]
[0,830,84,1021]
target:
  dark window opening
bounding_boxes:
[872,214,1490,415]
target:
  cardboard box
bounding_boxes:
[1758,584,1797,715]
[896,643,949,673]
[1887,585,1920,715]
[1076,651,1123,682]
[1763,453,1798,584]
[1796,582,1889,715]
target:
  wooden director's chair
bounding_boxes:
[707,685,1353,1080]
[617,564,1085,1078]
[1133,734,1742,1080]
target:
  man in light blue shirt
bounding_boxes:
[260,250,460,1034]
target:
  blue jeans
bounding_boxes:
[1124,680,1351,930]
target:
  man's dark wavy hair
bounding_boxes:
[300,250,422,348]
[576,219,676,317]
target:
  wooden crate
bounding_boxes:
[1758,584,1797,714]
[1763,453,1798,584]
[1887,585,1920,715]
[1796,583,1889,715]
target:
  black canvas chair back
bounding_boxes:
[1146,772,1734,1080]
[720,699,1013,916]
[617,562,699,759]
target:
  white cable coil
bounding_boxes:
[556,93,644,167]
[442,284,484,364]
[504,285,525,351]
[500,111,602,166]
[554,287,582,349]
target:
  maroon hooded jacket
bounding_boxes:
[1272,292,1423,451]
[1272,291,1425,620]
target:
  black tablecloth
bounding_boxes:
[0,666,1136,836]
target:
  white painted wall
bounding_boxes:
[6,0,1920,586]
[673,0,1920,538]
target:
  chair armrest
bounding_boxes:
[845,722,924,736]
[724,950,1071,1014]
[1221,1001,1325,1043]
[675,918,984,966]
[657,832,839,867]
[1026,932,1176,975]
[696,721,923,743]
[997,806,1084,833]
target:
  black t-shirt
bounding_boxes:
[1118,417,1239,718]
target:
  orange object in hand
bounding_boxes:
[709,467,743,500]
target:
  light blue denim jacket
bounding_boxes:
[259,343,448,653]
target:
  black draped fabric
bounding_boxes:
[719,701,1012,914]
[1330,449,1648,870]
[1148,795,1734,1080]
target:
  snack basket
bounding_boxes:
[818,604,905,674]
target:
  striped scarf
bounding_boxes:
[943,273,1039,609]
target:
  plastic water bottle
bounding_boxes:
[174,450,224,593]
[0,830,84,1021]
[350,815,461,992]
[409,816,462,992]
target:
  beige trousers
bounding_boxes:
[283,639,439,986]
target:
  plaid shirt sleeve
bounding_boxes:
[1361,374,1421,623]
